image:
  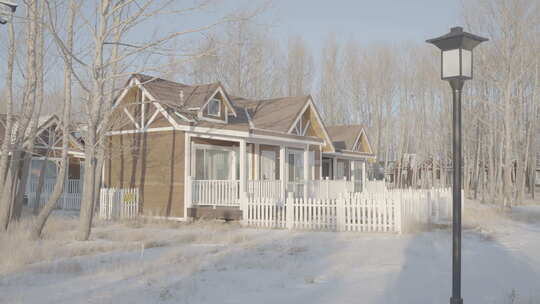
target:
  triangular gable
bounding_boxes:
[199,85,237,118]
[35,115,84,151]
[353,128,374,154]
[287,97,335,152]
[110,75,179,130]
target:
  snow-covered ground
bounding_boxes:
[1,201,539,304]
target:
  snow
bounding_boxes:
[1,202,540,304]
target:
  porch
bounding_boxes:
[184,134,368,214]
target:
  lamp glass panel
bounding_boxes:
[442,49,460,78]
[461,49,472,77]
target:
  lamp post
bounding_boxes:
[427,27,487,304]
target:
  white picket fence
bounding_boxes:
[364,180,387,192]
[242,188,455,233]
[99,188,139,220]
[306,179,355,199]
[27,179,82,210]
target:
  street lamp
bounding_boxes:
[0,0,17,24]
[427,27,487,304]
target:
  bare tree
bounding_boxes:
[44,0,260,240]
[286,35,314,96]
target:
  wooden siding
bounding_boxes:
[147,109,173,128]
[105,130,186,217]
[110,86,144,132]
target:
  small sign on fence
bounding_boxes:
[99,188,140,220]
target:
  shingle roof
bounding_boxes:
[126,74,333,144]
[232,95,310,133]
[133,74,221,108]
[326,125,365,151]
[129,74,312,135]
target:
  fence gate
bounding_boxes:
[99,188,140,220]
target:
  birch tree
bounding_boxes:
[44,0,260,240]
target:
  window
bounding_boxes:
[260,150,276,180]
[352,161,363,181]
[336,159,350,180]
[207,98,221,117]
[194,147,233,180]
[30,159,58,181]
[287,149,304,182]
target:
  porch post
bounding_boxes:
[254,143,260,180]
[239,139,247,199]
[362,161,367,192]
[280,145,286,200]
[333,157,338,180]
[184,134,192,217]
[319,145,323,180]
[351,160,356,193]
[303,145,309,201]
[351,160,356,182]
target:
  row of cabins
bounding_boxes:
[2,74,376,220]
[0,114,86,198]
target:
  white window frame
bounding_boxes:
[207,98,221,117]
[287,148,304,182]
[191,143,237,180]
[260,150,277,180]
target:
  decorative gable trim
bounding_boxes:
[112,76,180,130]
[287,97,335,152]
[353,127,374,154]
[199,86,237,119]
[34,115,84,151]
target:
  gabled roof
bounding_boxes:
[326,125,363,151]
[113,74,354,147]
[233,95,311,133]
[326,124,373,155]
[132,74,236,116]
[0,113,84,152]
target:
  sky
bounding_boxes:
[264,0,463,49]
[0,0,465,100]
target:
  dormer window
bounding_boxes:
[207,98,221,117]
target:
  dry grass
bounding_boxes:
[0,210,248,275]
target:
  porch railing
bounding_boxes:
[189,179,365,208]
[287,179,356,199]
[26,178,82,210]
[191,180,240,207]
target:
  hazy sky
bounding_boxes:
[267,0,463,48]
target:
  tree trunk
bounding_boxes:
[32,157,49,214]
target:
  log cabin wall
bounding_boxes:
[105,130,186,217]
